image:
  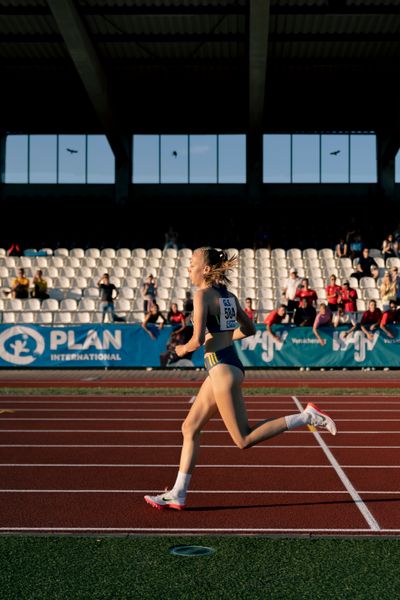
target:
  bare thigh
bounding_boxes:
[182,375,219,435]
[208,364,250,447]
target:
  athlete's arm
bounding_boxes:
[175,290,207,356]
[233,299,256,340]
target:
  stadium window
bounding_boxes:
[29,135,57,183]
[396,149,400,184]
[87,135,114,183]
[292,135,319,183]
[321,134,349,183]
[350,134,377,183]
[133,135,159,183]
[263,134,291,183]
[218,134,246,183]
[58,135,86,183]
[5,135,28,183]
[161,135,188,183]
[189,135,217,183]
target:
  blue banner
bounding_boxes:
[0,323,399,368]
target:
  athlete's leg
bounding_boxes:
[179,375,219,473]
[209,364,288,449]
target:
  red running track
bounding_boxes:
[1,393,400,536]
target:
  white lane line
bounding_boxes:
[0,463,398,469]
[1,444,400,449]
[1,429,400,434]
[4,418,400,422]
[1,398,400,404]
[0,489,399,495]
[1,527,387,533]
[292,396,380,531]
[5,408,400,413]
[0,528,388,533]
[0,489,353,494]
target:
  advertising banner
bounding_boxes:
[0,323,399,369]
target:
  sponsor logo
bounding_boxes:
[0,326,45,365]
[332,330,379,362]
[241,329,288,363]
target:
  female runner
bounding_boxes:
[144,247,336,510]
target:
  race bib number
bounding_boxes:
[219,297,237,330]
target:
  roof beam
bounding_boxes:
[2,32,399,44]
[249,0,270,133]
[46,0,129,166]
[2,5,400,15]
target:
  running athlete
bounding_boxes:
[144,247,337,510]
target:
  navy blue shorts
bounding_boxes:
[204,345,245,375]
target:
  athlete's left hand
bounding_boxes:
[175,344,186,357]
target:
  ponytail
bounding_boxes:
[198,247,238,285]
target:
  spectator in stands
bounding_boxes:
[312,303,332,346]
[31,269,49,301]
[142,302,166,340]
[282,268,302,322]
[295,277,318,308]
[264,304,287,342]
[164,226,179,251]
[379,271,397,312]
[183,290,194,321]
[335,237,348,258]
[244,297,257,322]
[293,296,316,327]
[346,227,363,260]
[382,233,397,262]
[7,241,23,257]
[370,264,380,282]
[359,300,382,340]
[325,274,341,313]
[350,247,378,282]
[11,268,29,299]
[339,280,358,316]
[332,305,357,333]
[380,300,400,339]
[142,274,158,313]
[167,302,186,334]
[97,273,125,323]
[390,266,400,305]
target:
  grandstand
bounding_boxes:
[1,244,397,325]
[1,1,400,251]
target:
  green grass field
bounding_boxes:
[2,535,400,600]
[1,384,400,599]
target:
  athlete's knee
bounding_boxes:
[233,436,250,450]
[181,418,201,440]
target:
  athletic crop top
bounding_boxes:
[206,284,238,333]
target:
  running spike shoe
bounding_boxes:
[144,491,186,511]
[304,402,337,435]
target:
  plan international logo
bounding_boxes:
[0,326,45,365]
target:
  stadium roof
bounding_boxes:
[1,0,400,164]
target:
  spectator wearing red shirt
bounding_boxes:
[345,299,382,340]
[380,300,400,339]
[312,303,332,346]
[167,302,186,334]
[244,297,257,323]
[325,274,341,313]
[339,281,358,313]
[264,304,287,342]
[295,278,318,308]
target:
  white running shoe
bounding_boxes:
[304,402,337,435]
[144,491,186,511]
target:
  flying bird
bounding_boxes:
[66,148,78,154]
[172,150,178,158]
[330,150,340,156]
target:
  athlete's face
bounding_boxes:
[188,249,209,287]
